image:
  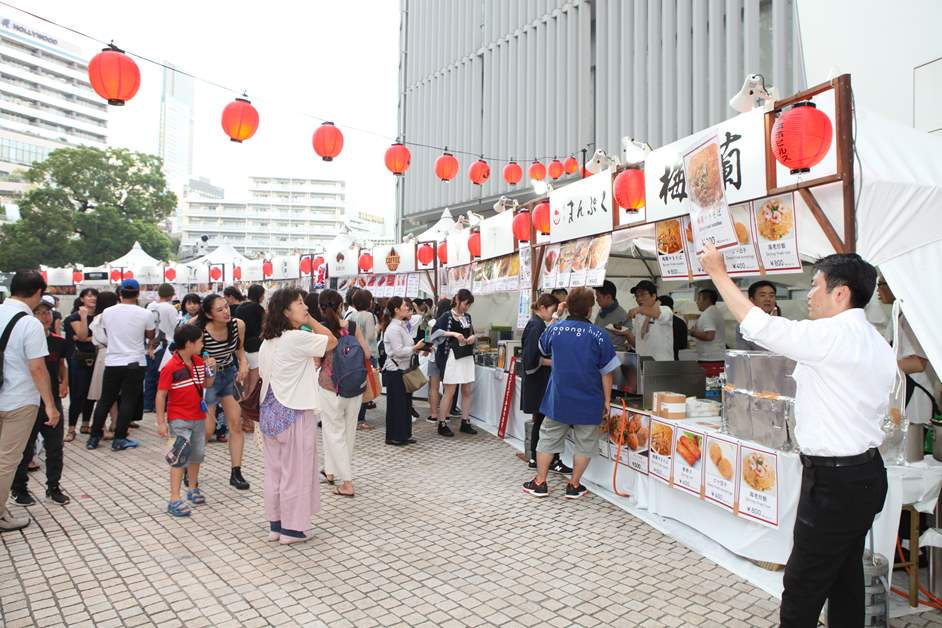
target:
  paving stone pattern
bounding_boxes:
[2,398,941,627]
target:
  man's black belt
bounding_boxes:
[799,448,878,469]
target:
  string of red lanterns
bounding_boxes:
[467,232,482,258]
[512,211,531,241]
[503,161,522,185]
[468,159,490,185]
[434,150,459,181]
[385,142,411,176]
[548,159,564,180]
[613,169,646,211]
[528,161,547,182]
[313,122,344,161]
[88,44,140,105]
[532,202,551,235]
[221,95,259,143]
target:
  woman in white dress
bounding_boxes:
[88,291,119,439]
[431,289,478,438]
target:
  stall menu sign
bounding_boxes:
[682,217,709,279]
[328,246,359,278]
[671,428,706,498]
[648,419,675,485]
[518,246,532,290]
[517,290,531,330]
[655,218,691,281]
[555,240,578,288]
[567,238,592,287]
[645,108,768,223]
[373,244,416,274]
[549,169,614,243]
[703,435,739,512]
[684,135,739,253]
[541,244,561,290]
[241,260,264,282]
[394,274,407,296]
[609,411,649,475]
[480,211,515,260]
[736,445,779,529]
[721,203,762,275]
[585,235,612,287]
[406,273,420,298]
[753,193,802,274]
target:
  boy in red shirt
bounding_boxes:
[156,324,215,517]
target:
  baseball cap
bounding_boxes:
[120,278,141,292]
[37,295,55,309]
[630,280,657,295]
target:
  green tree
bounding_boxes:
[0,146,177,269]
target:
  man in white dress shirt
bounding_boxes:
[621,280,675,361]
[700,244,896,628]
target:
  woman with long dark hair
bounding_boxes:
[64,287,98,441]
[432,289,478,437]
[382,297,425,445]
[258,288,336,543]
[521,293,571,474]
[197,294,249,490]
[317,290,371,496]
[423,298,453,424]
[349,289,378,428]
[235,284,265,397]
[87,291,119,439]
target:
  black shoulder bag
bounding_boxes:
[0,312,29,391]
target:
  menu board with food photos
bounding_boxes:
[721,203,762,275]
[736,444,780,529]
[609,410,650,475]
[704,435,739,513]
[566,238,592,287]
[541,244,561,290]
[681,217,708,279]
[585,235,612,287]
[448,265,472,292]
[555,240,578,288]
[655,218,691,280]
[406,273,420,298]
[684,135,739,253]
[671,428,706,498]
[753,193,801,274]
[648,419,675,485]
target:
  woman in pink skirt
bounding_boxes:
[258,288,337,544]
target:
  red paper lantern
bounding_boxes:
[233,266,242,280]
[385,142,411,176]
[262,260,273,277]
[417,243,435,266]
[300,257,313,274]
[313,256,324,269]
[72,270,84,284]
[529,161,546,181]
[532,202,551,235]
[434,151,459,181]
[358,252,374,272]
[613,169,646,212]
[563,155,579,175]
[468,159,490,185]
[467,232,481,258]
[313,122,343,161]
[221,96,259,143]
[437,241,448,265]
[110,269,121,282]
[210,267,222,281]
[771,101,833,174]
[164,267,176,281]
[512,211,531,241]
[123,270,134,280]
[548,159,564,180]
[503,161,523,186]
[88,44,140,105]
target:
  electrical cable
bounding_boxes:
[0,0,592,164]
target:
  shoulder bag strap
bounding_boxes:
[0,312,28,352]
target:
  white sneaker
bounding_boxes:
[0,509,29,532]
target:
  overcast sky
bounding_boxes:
[9,0,401,225]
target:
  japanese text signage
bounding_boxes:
[549,169,614,243]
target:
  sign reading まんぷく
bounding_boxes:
[549,169,615,243]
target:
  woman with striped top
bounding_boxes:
[197,294,249,490]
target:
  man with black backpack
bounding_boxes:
[0,270,59,532]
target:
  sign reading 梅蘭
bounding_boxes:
[549,169,615,243]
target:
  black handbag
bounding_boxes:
[451,341,475,360]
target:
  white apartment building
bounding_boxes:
[178,176,347,258]
[0,15,107,221]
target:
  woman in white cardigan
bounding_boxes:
[382,297,425,446]
[258,288,336,544]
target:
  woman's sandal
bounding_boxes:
[333,489,355,498]
[356,423,374,431]
[79,425,91,435]
[64,429,76,443]
[320,470,335,485]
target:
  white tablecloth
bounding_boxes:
[467,366,942,569]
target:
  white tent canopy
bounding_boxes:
[187,243,249,266]
[414,208,458,242]
[106,241,162,268]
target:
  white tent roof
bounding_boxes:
[415,208,457,242]
[106,241,162,268]
[188,243,249,266]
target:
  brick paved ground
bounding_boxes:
[2,398,941,627]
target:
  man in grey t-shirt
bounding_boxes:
[593,280,629,350]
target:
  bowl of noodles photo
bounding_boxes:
[756,197,794,241]
[656,220,684,255]
[687,143,724,208]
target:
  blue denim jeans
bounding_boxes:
[142,346,166,411]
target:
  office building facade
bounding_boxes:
[158,63,195,190]
[396,0,805,235]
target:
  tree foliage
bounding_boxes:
[0,146,177,269]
